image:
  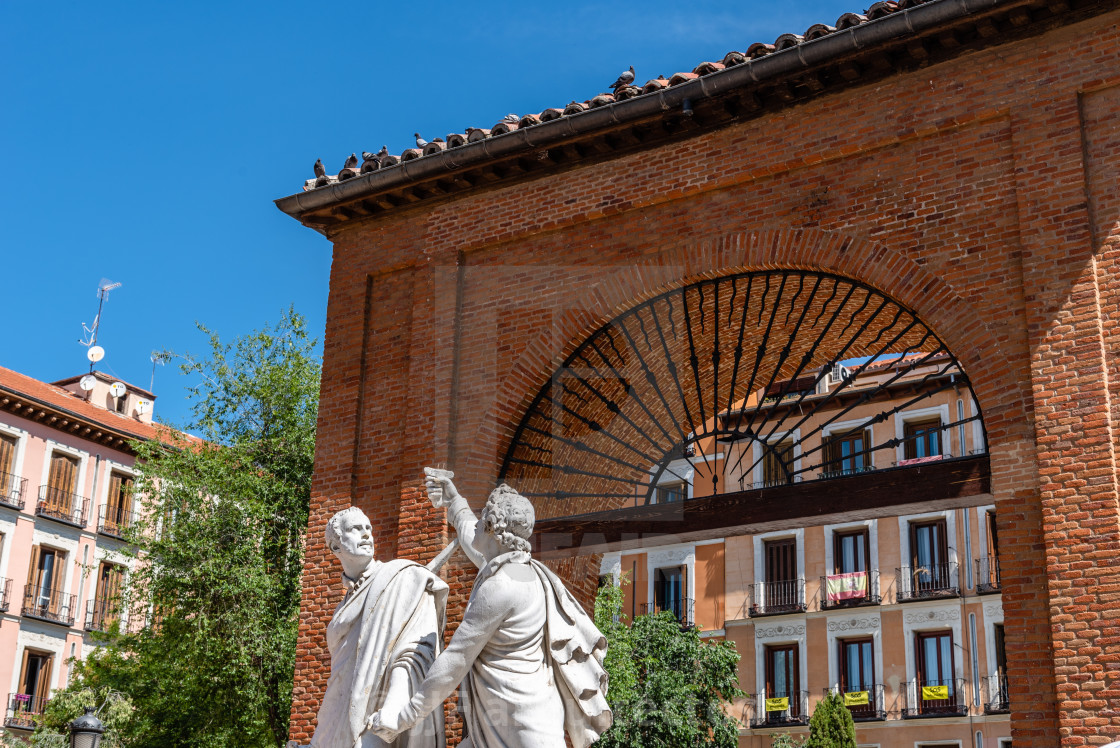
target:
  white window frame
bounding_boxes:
[0,421,29,494]
[38,440,91,515]
[650,457,694,503]
[825,614,884,693]
[821,416,877,471]
[754,632,808,716]
[751,428,802,488]
[898,510,959,569]
[902,603,965,684]
[9,624,68,702]
[895,404,952,463]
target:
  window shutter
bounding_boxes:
[33,654,53,703]
[25,545,41,588]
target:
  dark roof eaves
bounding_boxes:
[0,382,166,449]
[275,0,1010,224]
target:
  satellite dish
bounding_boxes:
[135,399,151,416]
[110,382,127,398]
[79,374,96,391]
[87,345,105,363]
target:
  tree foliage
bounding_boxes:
[804,691,857,748]
[0,688,134,748]
[58,309,320,748]
[593,578,745,747]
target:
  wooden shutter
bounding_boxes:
[46,453,78,512]
[765,539,796,583]
[0,433,15,476]
[33,653,52,704]
[25,545,41,589]
[17,649,32,695]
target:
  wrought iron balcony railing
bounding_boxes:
[86,597,121,633]
[981,674,1010,714]
[5,694,47,730]
[903,678,968,718]
[819,570,881,609]
[0,471,26,510]
[818,465,876,480]
[976,555,1001,593]
[749,579,806,616]
[825,683,886,721]
[0,577,10,612]
[21,584,75,626]
[751,689,809,727]
[36,485,89,528]
[896,562,959,602]
[639,597,695,627]
[98,504,136,539]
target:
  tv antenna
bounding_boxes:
[150,350,169,393]
[80,279,122,371]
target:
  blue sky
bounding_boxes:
[1,0,858,429]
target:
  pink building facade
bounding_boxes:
[0,366,165,733]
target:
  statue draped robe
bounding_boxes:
[312,559,449,748]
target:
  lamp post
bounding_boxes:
[68,706,104,748]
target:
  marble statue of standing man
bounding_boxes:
[368,475,611,748]
[310,507,448,748]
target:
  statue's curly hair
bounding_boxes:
[325,506,368,554]
[481,484,535,553]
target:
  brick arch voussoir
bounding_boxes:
[469,228,1021,485]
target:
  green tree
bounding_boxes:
[593,578,745,747]
[804,690,857,748]
[0,688,134,748]
[62,309,320,748]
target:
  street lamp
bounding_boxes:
[69,706,104,748]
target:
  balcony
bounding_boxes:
[0,577,10,612]
[817,465,876,480]
[826,684,886,722]
[4,694,46,730]
[98,504,136,539]
[0,471,26,510]
[819,570,881,609]
[981,674,1010,714]
[903,678,968,718]
[36,485,89,528]
[639,597,695,628]
[751,689,809,727]
[21,584,76,627]
[749,579,806,616]
[86,598,121,633]
[976,556,1001,594]
[896,562,960,602]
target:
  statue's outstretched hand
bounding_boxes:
[366,710,403,742]
[423,467,458,509]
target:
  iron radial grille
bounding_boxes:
[500,270,984,519]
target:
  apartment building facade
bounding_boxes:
[600,358,1009,746]
[0,366,162,733]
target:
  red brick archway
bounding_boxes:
[282,9,1120,743]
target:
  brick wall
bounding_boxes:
[287,10,1120,745]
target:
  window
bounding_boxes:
[103,472,134,536]
[762,438,794,486]
[824,427,872,475]
[654,481,685,504]
[916,631,956,713]
[764,644,801,717]
[91,563,124,631]
[24,545,68,622]
[653,566,685,620]
[909,519,952,593]
[764,538,799,611]
[0,432,17,501]
[839,638,876,716]
[834,529,869,574]
[43,452,79,514]
[15,648,53,719]
[993,624,1006,677]
[904,418,942,459]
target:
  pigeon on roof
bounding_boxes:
[414,133,428,148]
[343,153,358,169]
[610,65,635,91]
[313,159,326,178]
[362,151,375,162]
[376,145,388,158]
[501,113,519,124]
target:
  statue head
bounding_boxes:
[479,483,534,554]
[326,506,375,577]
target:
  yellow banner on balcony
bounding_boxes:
[843,691,869,706]
[922,685,949,701]
[765,697,790,712]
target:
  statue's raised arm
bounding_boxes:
[423,467,485,569]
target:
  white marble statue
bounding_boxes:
[311,506,449,748]
[367,475,611,748]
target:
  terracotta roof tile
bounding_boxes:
[301,0,942,191]
[0,365,199,447]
